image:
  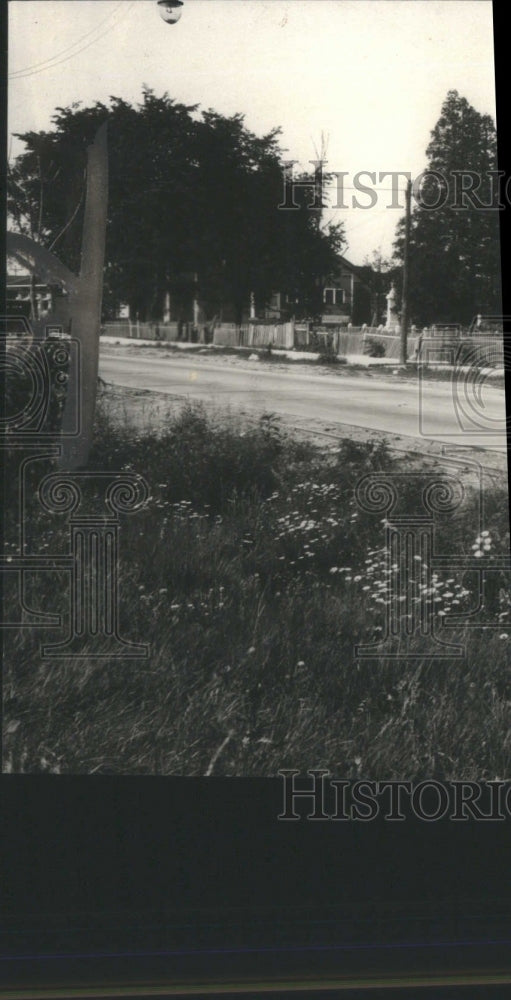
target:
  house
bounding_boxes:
[6,271,71,336]
[320,256,373,326]
[264,256,373,326]
[7,272,56,316]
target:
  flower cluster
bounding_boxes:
[329,547,472,621]
[142,474,509,643]
[139,583,229,622]
[472,531,492,558]
[266,481,346,568]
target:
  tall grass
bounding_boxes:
[3,397,510,776]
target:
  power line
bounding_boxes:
[9,3,124,77]
[9,2,134,80]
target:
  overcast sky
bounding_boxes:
[8,0,497,263]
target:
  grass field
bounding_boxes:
[3,394,511,776]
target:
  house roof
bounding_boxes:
[338,255,361,273]
[324,255,372,288]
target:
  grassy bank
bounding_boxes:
[3,398,510,776]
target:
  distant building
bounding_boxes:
[264,256,373,325]
[6,271,71,337]
[7,272,55,316]
[320,256,372,326]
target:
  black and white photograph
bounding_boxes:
[4,0,509,782]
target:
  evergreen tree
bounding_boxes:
[393,90,501,325]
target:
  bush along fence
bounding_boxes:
[101,320,505,366]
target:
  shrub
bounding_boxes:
[316,352,347,366]
[364,337,386,357]
[90,402,291,511]
[310,330,337,355]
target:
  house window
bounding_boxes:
[323,287,345,306]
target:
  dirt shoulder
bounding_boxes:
[98,383,508,482]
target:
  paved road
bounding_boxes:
[99,348,508,454]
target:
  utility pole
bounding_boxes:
[59,122,108,469]
[400,178,412,366]
[7,125,107,470]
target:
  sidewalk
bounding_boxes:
[100,337,505,377]
[100,336,322,360]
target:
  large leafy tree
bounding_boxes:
[393,90,501,326]
[8,90,344,322]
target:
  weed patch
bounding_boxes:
[3,398,510,776]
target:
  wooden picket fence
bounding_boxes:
[101,320,505,365]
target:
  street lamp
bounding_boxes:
[157,0,184,23]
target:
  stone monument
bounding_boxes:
[385,283,400,333]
